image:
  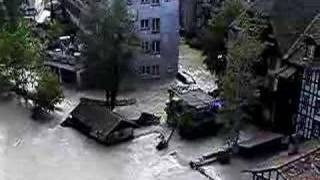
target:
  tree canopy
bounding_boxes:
[81,0,136,109]
[0,0,22,24]
[202,0,244,76]
[32,70,63,111]
[0,3,63,112]
[223,33,264,107]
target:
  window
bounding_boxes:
[151,0,160,6]
[141,0,149,4]
[152,40,160,54]
[146,66,151,74]
[316,99,320,115]
[140,66,145,74]
[141,41,149,53]
[152,65,160,75]
[140,19,149,30]
[305,70,312,86]
[152,18,160,33]
[301,94,309,109]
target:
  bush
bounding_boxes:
[33,71,64,112]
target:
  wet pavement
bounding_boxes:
[0,43,260,180]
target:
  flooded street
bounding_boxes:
[0,43,257,180]
[0,97,208,180]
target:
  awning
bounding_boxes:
[278,66,297,79]
[271,65,297,79]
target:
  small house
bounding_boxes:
[63,98,137,145]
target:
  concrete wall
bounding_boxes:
[129,0,179,79]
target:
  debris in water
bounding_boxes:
[13,138,23,147]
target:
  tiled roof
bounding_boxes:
[251,0,320,54]
[284,14,320,67]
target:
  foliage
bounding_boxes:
[222,7,267,107]
[81,0,136,109]
[0,0,22,24]
[0,20,63,111]
[33,71,63,111]
[0,22,42,95]
[178,112,193,129]
[46,20,65,40]
[202,0,244,76]
[223,33,264,107]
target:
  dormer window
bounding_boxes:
[305,36,317,59]
[306,44,316,59]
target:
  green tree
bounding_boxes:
[33,70,64,112]
[221,33,264,149]
[1,0,22,23]
[81,0,136,110]
[223,33,264,106]
[202,0,244,76]
[0,18,63,113]
[46,20,64,40]
[0,22,42,97]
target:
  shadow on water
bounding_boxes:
[0,92,15,102]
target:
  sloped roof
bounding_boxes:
[70,100,135,136]
[173,89,215,109]
[284,14,320,67]
[252,0,320,54]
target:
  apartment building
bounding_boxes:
[61,0,179,79]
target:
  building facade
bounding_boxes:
[61,0,179,79]
[296,66,320,139]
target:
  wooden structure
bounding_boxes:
[62,98,137,145]
[283,14,320,139]
[238,131,284,156]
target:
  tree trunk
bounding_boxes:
[50,0,54,22]
[110,89,117,110]
[105,90,110,108]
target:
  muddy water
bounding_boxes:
[0,43,257,180]
[179,43,218,93]
[0,97,210,180]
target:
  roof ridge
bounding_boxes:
[284,13,320,59]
